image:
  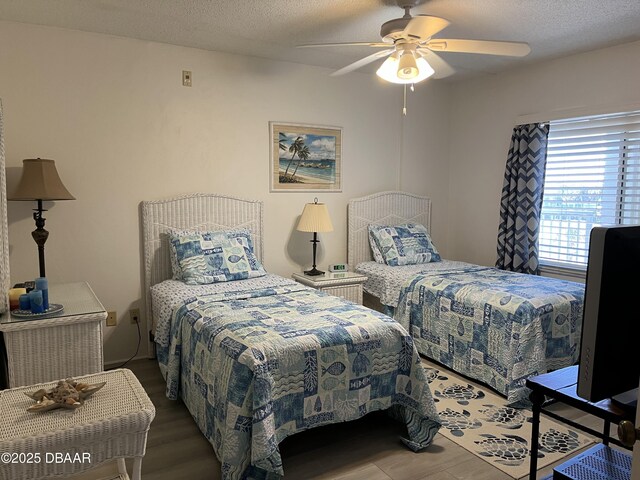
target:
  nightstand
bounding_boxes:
[0,282,107,387]
[292,271,367,304]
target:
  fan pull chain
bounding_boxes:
[402,84,415,115]
[403,85,407,115]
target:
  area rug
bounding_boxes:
[422,360,594,479]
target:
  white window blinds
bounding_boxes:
[539,110,640,269]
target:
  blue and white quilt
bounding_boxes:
[394,266,585,405]
[356,260,474,308]
[156,282,441,479]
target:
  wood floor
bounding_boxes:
[70,358,612,480]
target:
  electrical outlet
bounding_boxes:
[182,70,192,87]
[130,308,140,324]
[106,311,117,327]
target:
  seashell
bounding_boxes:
[26,379,106,413]
[51,381,80,404]
[212,255,223,270]
[352,353,370,376]
[80,382,107,400]
[26,389,48,402]
[27,402,60,413]
[77,382,106,400]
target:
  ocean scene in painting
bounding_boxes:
[277,131,336,184]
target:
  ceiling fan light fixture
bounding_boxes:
[376,54,435,84]
[376,53,400,82]
[414,56,435,81]
[300,3,530,83]
[397,52,418,79]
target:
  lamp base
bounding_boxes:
[304,268,325,276]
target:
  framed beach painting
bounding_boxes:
[270,122,342,192]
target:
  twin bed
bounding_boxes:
[141,193,440,480]
[142,191,584,479]
[348,191,585,405]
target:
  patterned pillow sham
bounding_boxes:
[368,228,386,264]
[368,223,441,266]
[169,229,266,284]
[169,228,262,280]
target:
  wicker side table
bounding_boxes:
[0,282,107,387]
[0,369,155,480]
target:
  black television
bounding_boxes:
[577,225,640,408]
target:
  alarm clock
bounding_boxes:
[328,263,349,272]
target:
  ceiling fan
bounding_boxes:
[299,0,531,84]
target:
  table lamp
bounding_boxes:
[9,158,75,277]
[296,198,333,276]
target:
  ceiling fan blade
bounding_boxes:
[417,49,455,79]
[298,42,390,48]
[330,49,395,76]
[426,39,531,57]
[403,15,450,41]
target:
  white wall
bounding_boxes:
[446,40,640,267]
[400,84,452,253]
[0,21,451,362]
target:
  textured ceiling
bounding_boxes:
[1,0,639,81]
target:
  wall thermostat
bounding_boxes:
[328,263,349,272]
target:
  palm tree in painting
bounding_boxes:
[278,132,288,153]
[283,136,304,179]
[290,145,310,180]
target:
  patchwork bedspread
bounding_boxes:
[395,266,585,404]
[157,283,441,479]
[355,260,473,308]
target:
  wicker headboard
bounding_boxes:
[347,191,432,268]
[141,193,264,351]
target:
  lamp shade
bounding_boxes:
[297,201,333,233]
[9,158,75,201]
[376,54,435,84]
[397,52,418,79]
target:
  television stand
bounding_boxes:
[525,366,636,480]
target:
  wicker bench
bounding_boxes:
[0,369,155,480]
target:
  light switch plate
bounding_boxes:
[182,70,192,87]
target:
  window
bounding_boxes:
[539,110,640,270]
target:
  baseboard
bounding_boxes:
[103,355,150,369]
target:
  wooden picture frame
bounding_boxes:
[270,122,342,192]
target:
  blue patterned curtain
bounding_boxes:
[496,123,550,275]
